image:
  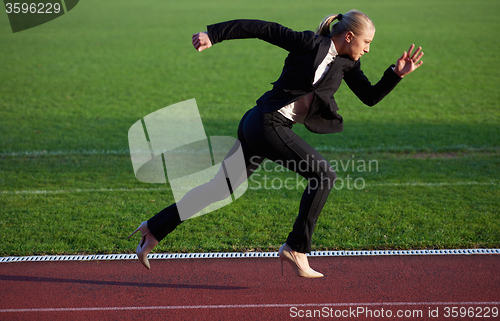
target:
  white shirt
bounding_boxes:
[278,40,338,123]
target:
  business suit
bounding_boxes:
[147,19,402,253]
[207,19,402,134]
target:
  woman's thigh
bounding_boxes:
[239,108,335,181]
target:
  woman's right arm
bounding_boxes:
[193,19,317,53]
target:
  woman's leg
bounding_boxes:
[147,108,265,242]
[241,110,337,254]
[146,107,335,253]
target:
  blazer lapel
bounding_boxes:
[312,36,332,70]
[321,55,355,83]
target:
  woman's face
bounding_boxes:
[345,28,375,61]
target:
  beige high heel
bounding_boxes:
[279,243,324,278]
[128,221,159,270]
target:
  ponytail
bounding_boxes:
[316,14,342,36]
[316,10,374,37]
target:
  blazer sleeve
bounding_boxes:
[206,19,317,52]
[343,60,403,106]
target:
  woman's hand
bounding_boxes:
[393,44,424,78]
[192,32,212,52]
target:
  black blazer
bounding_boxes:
[207,19,402,134]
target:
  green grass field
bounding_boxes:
[1,0,499,256]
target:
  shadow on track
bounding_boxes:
[0,274,248,291]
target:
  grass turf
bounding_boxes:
[0,0,498,255]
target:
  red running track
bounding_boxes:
[0,254,499,320]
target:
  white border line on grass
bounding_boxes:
[1,145,497,157]
[0,181,497,195]
[0,187,171,195]
[0,301,498,313]
[1,249,498,263]
[0,149,130,157]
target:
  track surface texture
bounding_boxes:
[0,254,499,320]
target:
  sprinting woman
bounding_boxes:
[129,10,424,278]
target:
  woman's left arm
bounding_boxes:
[343,44,424,106]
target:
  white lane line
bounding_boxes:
[1,302,498,313]
[1,249,499,263]
[1,181,496,195]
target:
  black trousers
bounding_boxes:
[147,107,337,253]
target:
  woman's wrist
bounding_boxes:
[392,66,404,78]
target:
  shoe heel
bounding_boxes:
[129,221,158,270]
[127,226,141,239]
[128,221,149,239]
[278,243,324,278]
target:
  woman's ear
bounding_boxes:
[345,31,355,43]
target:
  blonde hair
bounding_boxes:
[316,10,375,37]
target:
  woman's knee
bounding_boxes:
[320,168,337,189]
[314,160,337,187]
